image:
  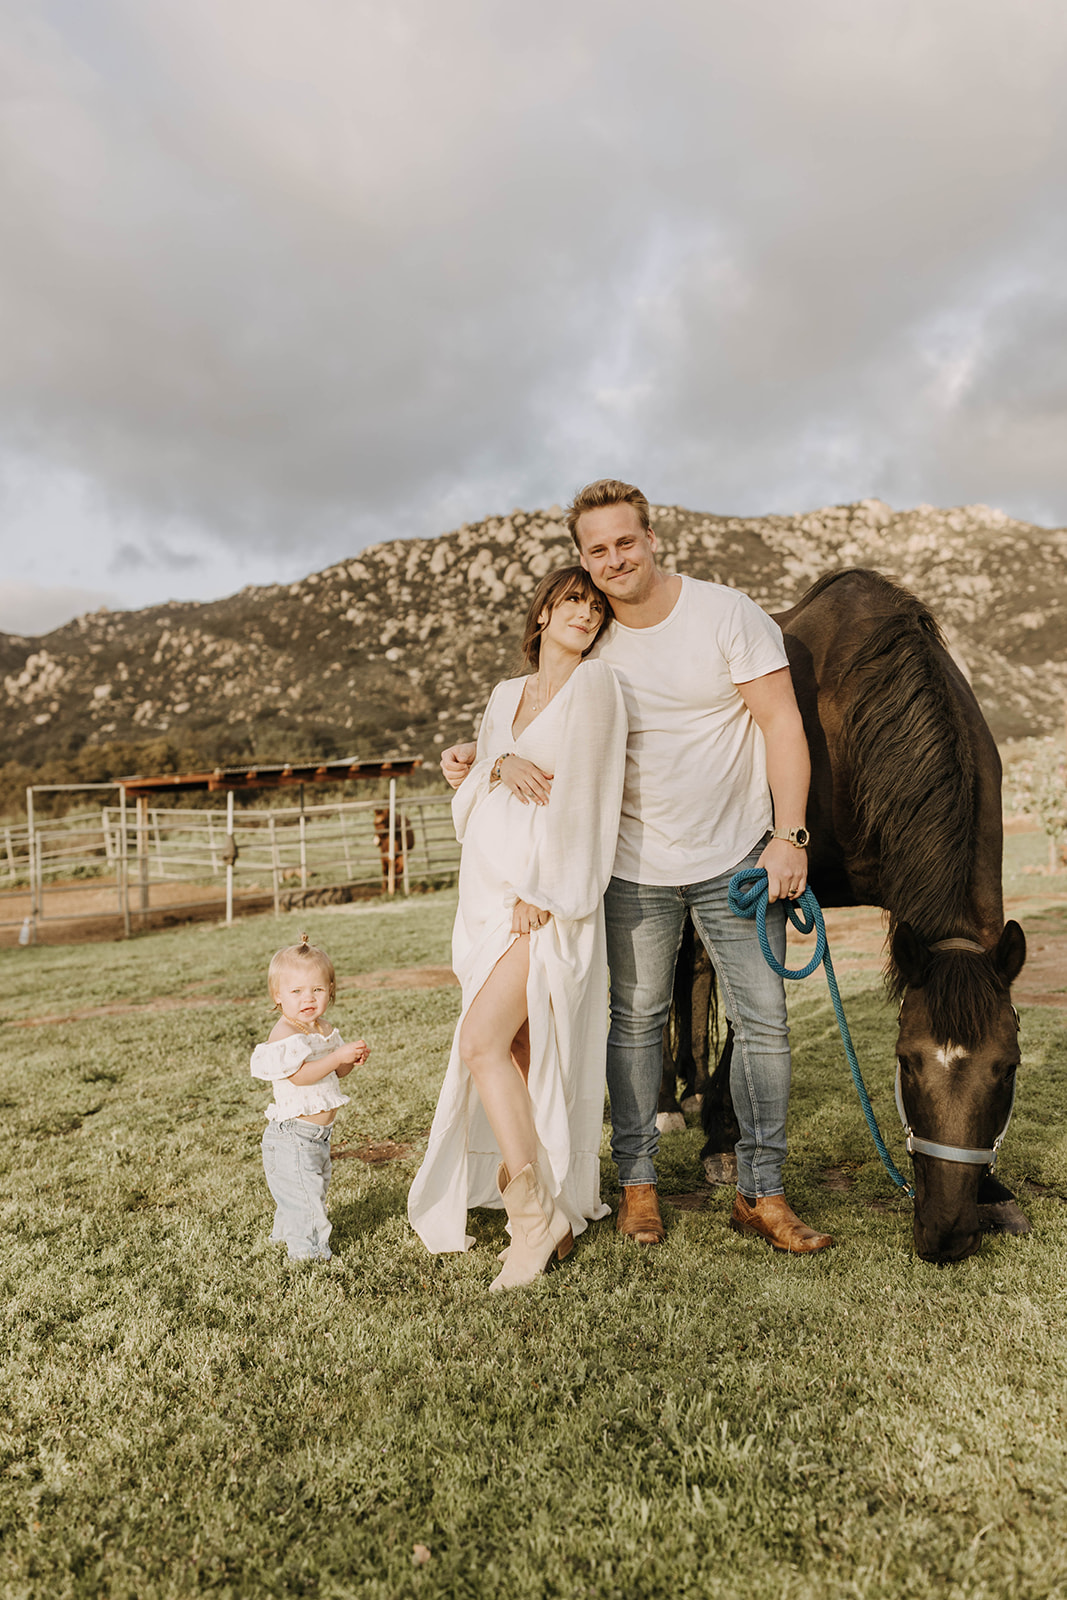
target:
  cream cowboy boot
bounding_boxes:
[489,1162,574,1292]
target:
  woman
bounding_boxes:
[407,566,627,1289]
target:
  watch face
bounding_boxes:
[794,827,810,848]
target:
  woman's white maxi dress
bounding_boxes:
[407,657,627,1252]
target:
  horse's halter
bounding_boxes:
[895,936,1021,1172]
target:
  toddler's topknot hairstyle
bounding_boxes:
[268,932,336,1008]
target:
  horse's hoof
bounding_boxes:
[656,1111,687,1135]
[703,1153,738,1187]
[680,1094,704,1114]
[978,1200,1031,1236]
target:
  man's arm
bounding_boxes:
[441,742,477,789]
[736,666,810,904]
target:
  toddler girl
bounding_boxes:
[251,933,370,1261]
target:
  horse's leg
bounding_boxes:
[681,940,714,1113]
[656,917,694,1134]
[656,1031,686,1133]
[976,1171,1031,1236]
[699,1023,741,1186]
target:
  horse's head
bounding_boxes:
[892,920,1026,1264]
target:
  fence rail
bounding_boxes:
[3,781,461,941]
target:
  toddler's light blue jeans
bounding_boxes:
[604,842,791,1199]
[262,1118,333,1260]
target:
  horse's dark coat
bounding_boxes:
[685,568,1026,1262]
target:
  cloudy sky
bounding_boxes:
[2,0,1066,634]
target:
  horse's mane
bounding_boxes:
[803,569,1003,1047]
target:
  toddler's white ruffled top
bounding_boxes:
[251,1028,350,1122]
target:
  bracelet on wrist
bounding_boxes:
[490,753,511,785]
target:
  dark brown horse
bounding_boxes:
[688,568,1026,1264]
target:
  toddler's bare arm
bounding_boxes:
[288,1040,370,1085]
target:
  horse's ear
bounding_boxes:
[892,922,929,989]
[994,920,1026,986]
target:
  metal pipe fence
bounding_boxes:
[2,783,461,941]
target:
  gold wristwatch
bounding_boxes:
[771,826,810,848]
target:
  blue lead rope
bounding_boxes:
[728,866,915,1198]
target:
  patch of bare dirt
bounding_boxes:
[335,1140,415,1164]
[663,1192,712,1212]
[821,1166,859,1192]
[1008,911,1067,1008]
[340,967,457,991]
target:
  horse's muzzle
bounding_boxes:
[911,1157,983,1264]
[913,1215,982,1265]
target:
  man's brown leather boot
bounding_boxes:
[617,1184,666,1245]
[729,1192,832,1253]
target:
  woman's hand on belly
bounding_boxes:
[512,900,552,935]
[498,754,553,806]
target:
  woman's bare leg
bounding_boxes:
[459,936,536,1177]
[510,1019,531,1084]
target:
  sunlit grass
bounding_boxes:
[2,895,1065,1599]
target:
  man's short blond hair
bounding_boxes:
[566,479,651,551]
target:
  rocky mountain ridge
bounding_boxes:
[4,498,1066,771]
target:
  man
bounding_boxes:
[443,479,831,1254]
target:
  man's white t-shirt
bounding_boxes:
[592,574,789,885]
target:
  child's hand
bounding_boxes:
[335,1039,370,1077]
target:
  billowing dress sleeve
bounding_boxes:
[451,681,508,845]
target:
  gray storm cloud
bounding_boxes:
[1,0,1065,624]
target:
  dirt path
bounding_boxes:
[9,966,460,1030]
[8,902,1063,1029]
[0,879,273,948]
[785,900,1067,1008]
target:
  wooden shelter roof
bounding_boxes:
[117,756,422,798]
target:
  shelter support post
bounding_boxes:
[26,787,37,945]
[387,779,396,896]
[118,787,131,938]
[137,795,150,915]
[339,808,352,878]
[299,786,308,889]
[226,789,235,926]
[402,808,410,896]
[269,814,280,917]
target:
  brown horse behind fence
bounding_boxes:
[372,808,416,891]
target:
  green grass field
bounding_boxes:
[2,890,1066,1600]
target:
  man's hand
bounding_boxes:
[758,836,807,903]
[512,900,551,935]
[441,742,477,789]
[498,754,553,806]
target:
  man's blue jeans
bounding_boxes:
[604,845,790,1198]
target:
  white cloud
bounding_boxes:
[0,0,1065,618]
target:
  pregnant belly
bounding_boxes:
[461,788,542,898]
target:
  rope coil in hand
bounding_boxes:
[728,866,915,1198]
